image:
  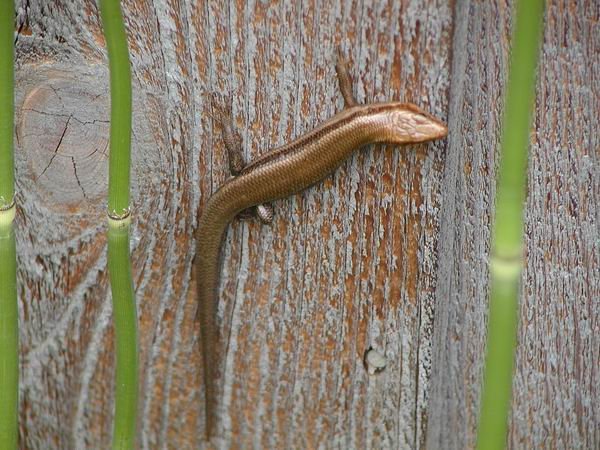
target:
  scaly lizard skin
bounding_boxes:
[195,52,447,439]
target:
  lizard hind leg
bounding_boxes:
[209,93,245,175]
[236,204,273,223]
[236,204,273,224]
[335,48,358,108]
[255,203,274,223]
[210,94,274,223]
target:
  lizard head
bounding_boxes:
[375,102,448,145]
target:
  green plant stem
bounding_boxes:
[99,0,137,448]
[107,222,137,450]
[476,1,545,449]
[0,0,14,206]
[100,0,132,216]
[0,2,17,449]
[0,223,18,450]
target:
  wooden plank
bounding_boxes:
[510,1,599,448]
[15,0,451,447]
[427,1,599,449]
[426,1,512,448]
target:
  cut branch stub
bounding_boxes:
[17,67,110,211]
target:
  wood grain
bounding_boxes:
[426,2,511,448]
[12,0,597,449]
[511,1,599,448]
[427,1,599,450]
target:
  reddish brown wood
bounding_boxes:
[13,0,597,449]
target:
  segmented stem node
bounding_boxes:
[0,200,16,227]
[490,248,523,281]
[107,207,132,230]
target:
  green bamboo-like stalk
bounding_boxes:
[99,1,137,448]
[476,1,545,449]
[0,2,18,449]
[0,222,17,450]
[0,0,15,204]
[107,220,137,449]
[101,0,132,217]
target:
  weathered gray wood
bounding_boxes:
[510,2,599,448]
[426,1,511,448]
[427,1,599,449]
[15,1,451,448]
[12,0,598,449]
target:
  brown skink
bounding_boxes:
[196,55,447,438]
